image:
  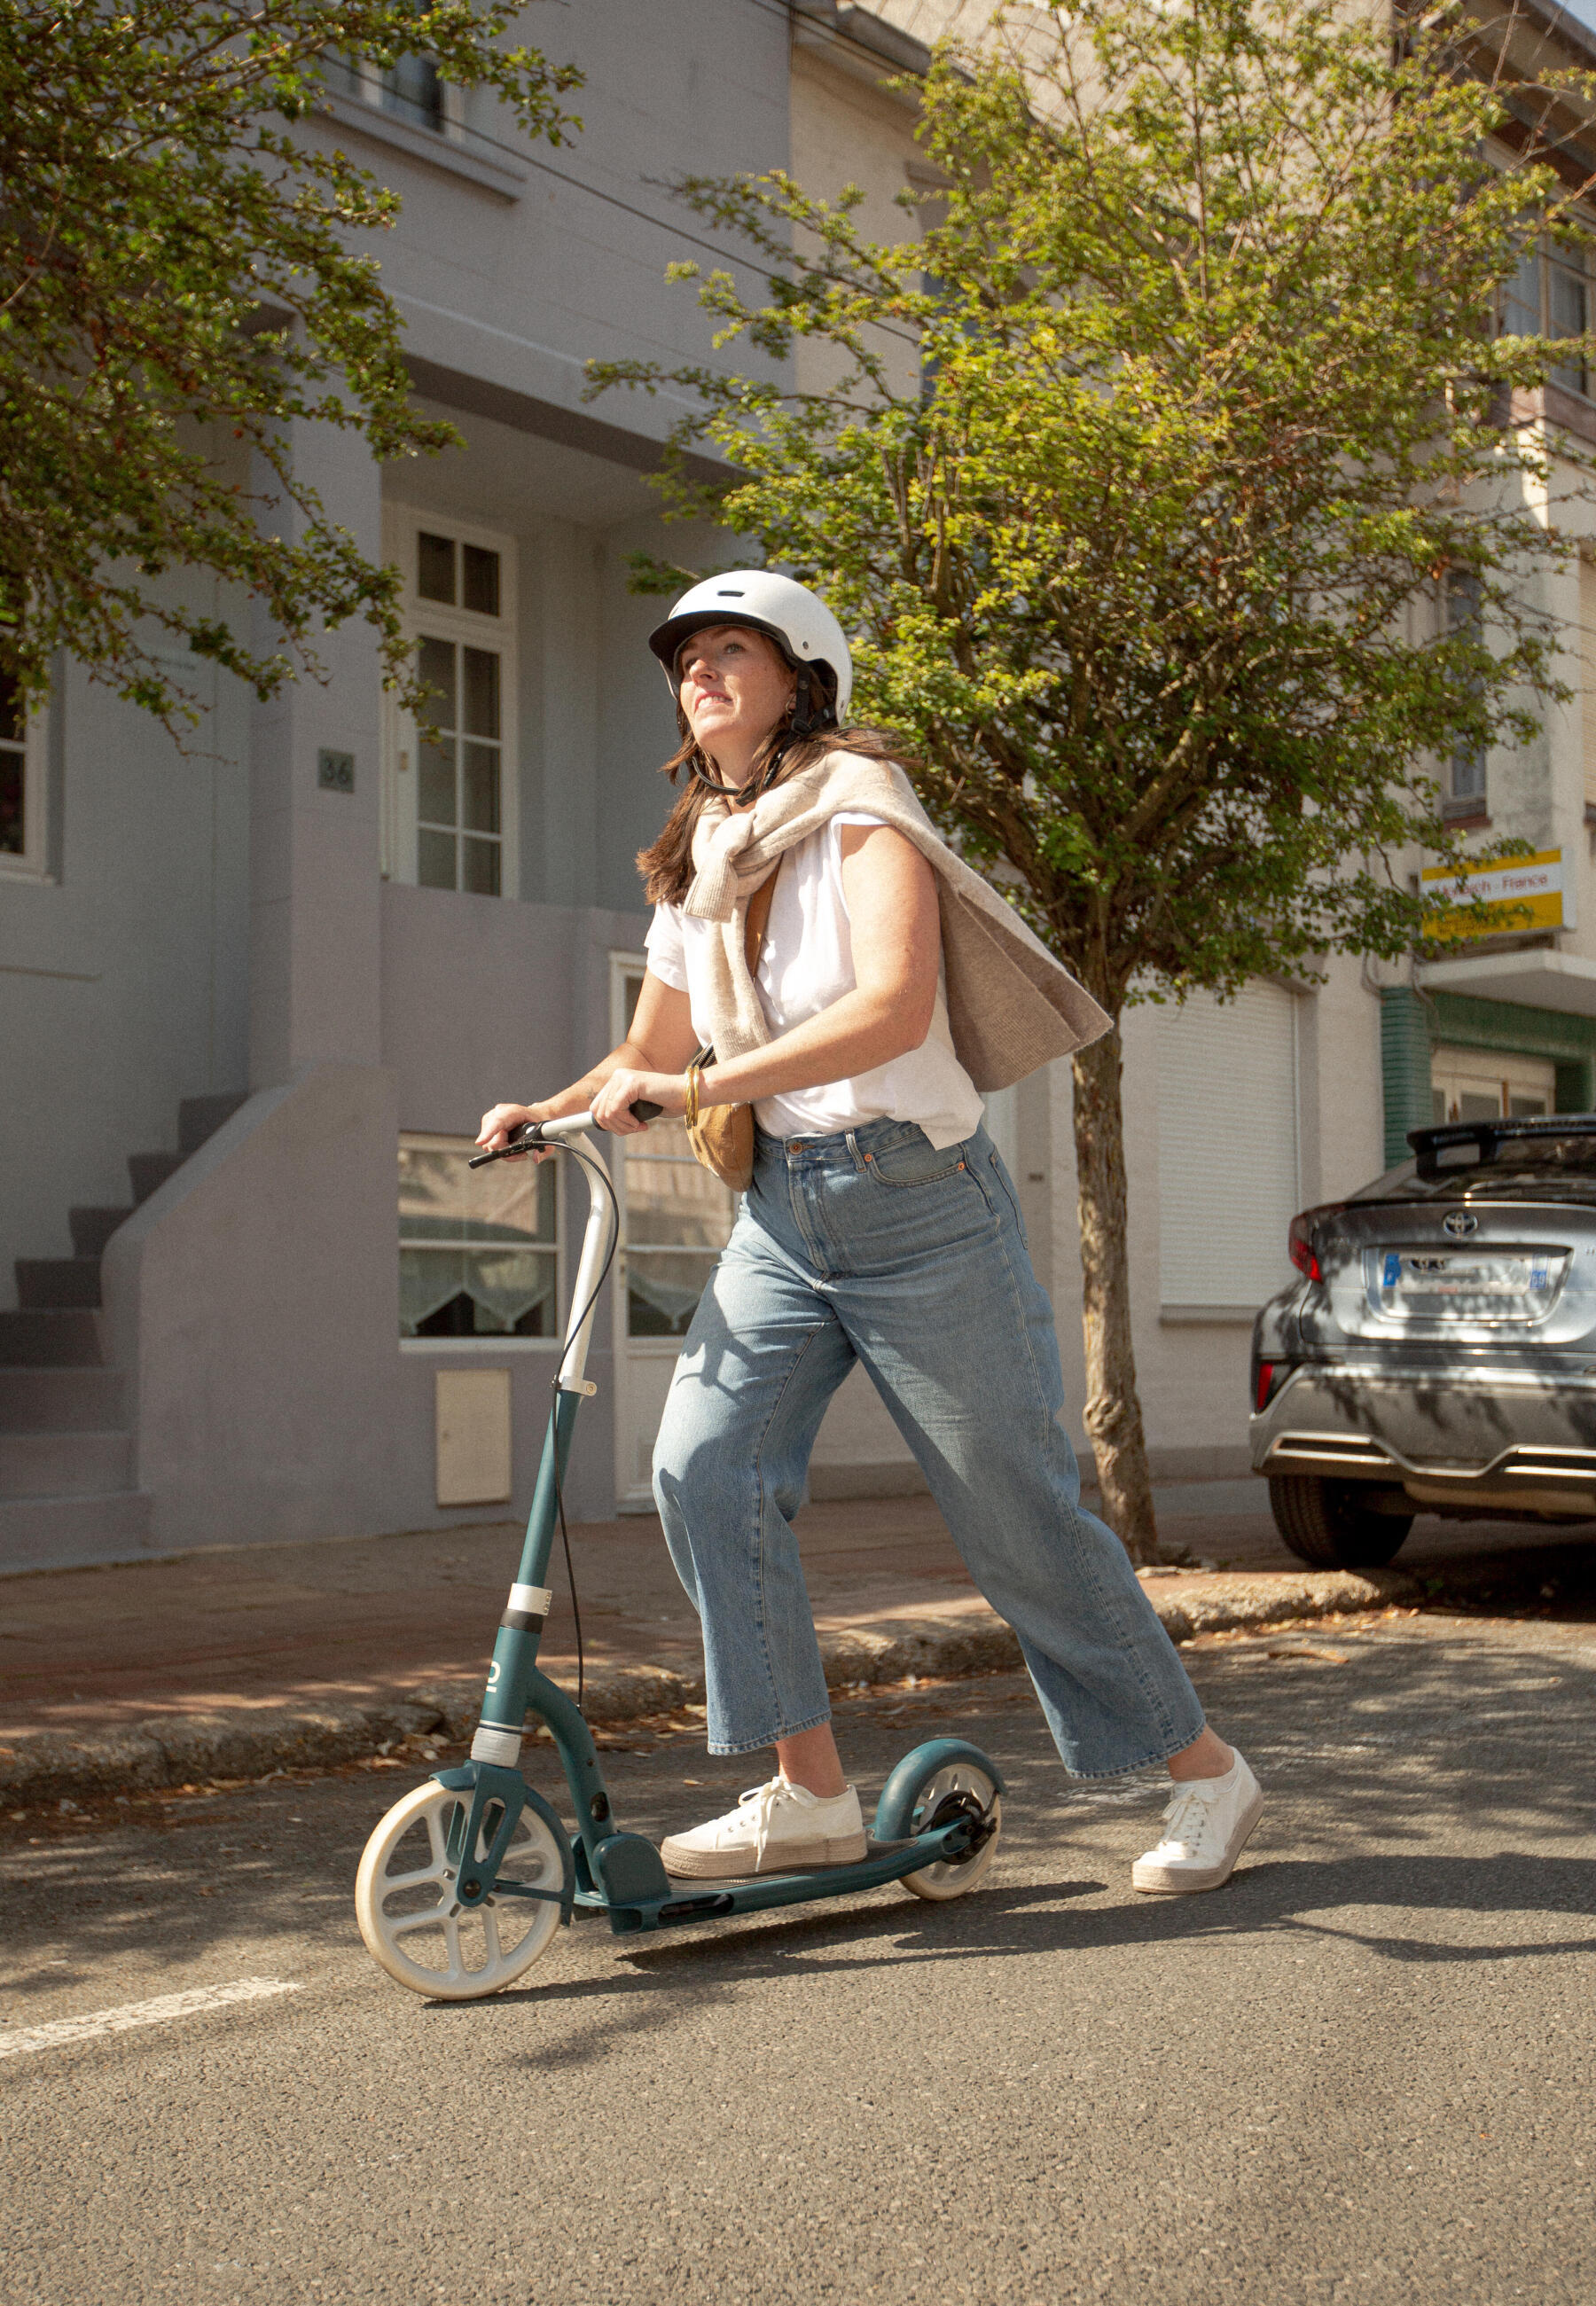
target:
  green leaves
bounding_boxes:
[0,1,582,732]
[591,0,1594,1011]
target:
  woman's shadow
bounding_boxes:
[474,1844,1596,2044]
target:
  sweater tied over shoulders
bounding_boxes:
[681,748,1111,1088]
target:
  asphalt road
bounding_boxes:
[4,1615,1594,2306]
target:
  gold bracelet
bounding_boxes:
[685,1065,701,1130]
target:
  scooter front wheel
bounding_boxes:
[882,1752,1002,1903]
[356,1779,564,2000]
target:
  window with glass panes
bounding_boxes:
[416,628,503,895]
[323,51,448,134]
[622,1123,738,1334]
[1430,1049,1557,1125]
[0,672,25,859]
[1500,236,1592,397]
[399,1135,558,1339]
[1444,570,1486,811]
[381,52,444,129]
[0,668,45,878]
[395,520,513,897]
[614,965,737,1335]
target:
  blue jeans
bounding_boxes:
[653,1115,1206,1775]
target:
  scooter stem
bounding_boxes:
[473,1118,619,1752]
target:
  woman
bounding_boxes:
[478,570,1263,1896]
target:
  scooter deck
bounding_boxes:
[569,1828,958,1933]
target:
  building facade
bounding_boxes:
[4,0,1596,1572]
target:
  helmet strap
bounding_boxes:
[787,662,839,738]
[689,747,788,806]
[687,754,747,800]
[683,664,839,804]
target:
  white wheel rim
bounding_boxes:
[902,1763,1000,1900]
[356,1781,565,2000]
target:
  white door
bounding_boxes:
[982,1083,1020,1179]
[610,958,739,1507]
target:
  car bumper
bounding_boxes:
[1248,1363,1596,1514]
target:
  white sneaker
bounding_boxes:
[1131,1751,1264,1894]
[661,1777,867,1880]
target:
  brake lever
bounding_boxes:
[468,1103,662,1168]
[468,1123,540,1170]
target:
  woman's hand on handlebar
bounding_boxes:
[476,1100,559,1161]
[591,1068,688,1135]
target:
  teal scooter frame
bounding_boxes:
[356,1109,1005,2001]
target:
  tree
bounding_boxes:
[0,2,581,729]
[589,0,1596,1561]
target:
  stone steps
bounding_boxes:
[68,1208,130,1262]
[179,1092,246,1156]
[0,1310,102,1367]
[2,1089,246,1574]
[0,1367,127,1434]
[15,1258,103,1310]
[0,1489,154,1575]
[0,1430,134,1500]
[127,1151,184,1206]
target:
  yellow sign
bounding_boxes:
[1421,848,1564,941]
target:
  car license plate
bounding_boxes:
[1372,1249,1563,1320]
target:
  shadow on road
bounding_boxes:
[4,1624,1592,2021]
[503,1848,1596,1996]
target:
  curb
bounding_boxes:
[0,1567,1425,1810]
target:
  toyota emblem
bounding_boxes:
[1443,1210,1478,1238]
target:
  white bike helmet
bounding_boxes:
[648,568,854,726]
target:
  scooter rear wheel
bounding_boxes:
[894,1758,1002,1903]
[356,1779,564,2000]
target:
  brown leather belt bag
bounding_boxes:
[685,864,780,1192]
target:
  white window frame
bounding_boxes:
[1499,230,1595,401]
[607,950,735,1348]
[381,506,518,900]
[325,53,465,137]
[0,694,51,882]
[398,1129,564,1356]
[1443,570,1486,812]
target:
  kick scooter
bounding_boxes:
[356,1109,1005,2001]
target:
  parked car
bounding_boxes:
[1249,1115,1596,1568]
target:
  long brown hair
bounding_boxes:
[637,708,919,904]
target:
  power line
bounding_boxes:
[512,140,923,350]
[319,5,929,356]
[397,0,933,297]
[502,147,794,289]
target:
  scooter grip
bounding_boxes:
[466,1121,544,1169]
[630,1100,663,1122]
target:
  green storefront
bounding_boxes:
[1381,985,1596,1166]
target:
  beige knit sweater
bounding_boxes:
[683,751,1110,1087]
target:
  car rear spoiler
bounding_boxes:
[1407,1114,1596,1180]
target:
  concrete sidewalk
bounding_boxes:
[3,1482,1592,1804]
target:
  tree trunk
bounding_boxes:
[1069,1020,1162,1566]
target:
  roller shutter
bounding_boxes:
[1157,984,1300,1311]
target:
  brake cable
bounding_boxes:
[469,1124,624,1719]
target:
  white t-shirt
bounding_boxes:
[644,811,985,1149]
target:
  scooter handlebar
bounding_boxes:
[467,1101,661,1167]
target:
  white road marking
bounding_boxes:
[0,1977,301,2061]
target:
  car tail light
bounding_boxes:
[1288,1203,1344,1283]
